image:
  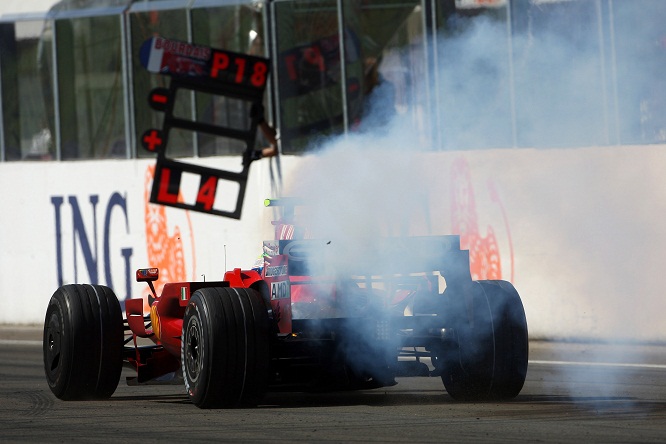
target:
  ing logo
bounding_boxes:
[451,157,514,282]
[143,165,197,307]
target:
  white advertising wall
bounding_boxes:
[1,146,664,343]
[0,157,276,324]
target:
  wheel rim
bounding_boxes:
[44,312,62,381]
[184,317,202,383]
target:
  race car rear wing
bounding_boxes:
[139,36,271,219]
[266,235,472,287]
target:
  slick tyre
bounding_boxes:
[442,280,528,401]
[43,284,124,400]
[181,287,270,409]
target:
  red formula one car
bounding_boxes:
[43,200,528,408]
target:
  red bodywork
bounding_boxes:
[125,263,292,383]
[123,206,457,384]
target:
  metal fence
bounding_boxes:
[0,0,664,161]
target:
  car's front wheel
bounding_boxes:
[43,284,124,400]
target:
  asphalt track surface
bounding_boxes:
[1,326,665,443]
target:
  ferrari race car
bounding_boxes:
[43,201,528,408]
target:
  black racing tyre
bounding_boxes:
[181,287,270,409]
[43,284,124,400]
[442,280,528,401]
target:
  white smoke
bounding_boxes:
[291,144,425,236]
[279,2,662,402]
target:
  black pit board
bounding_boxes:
[139,36,270,219]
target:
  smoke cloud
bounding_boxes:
[280,2,662,401]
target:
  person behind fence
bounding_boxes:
[250,102,278,160]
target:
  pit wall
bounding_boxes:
[1,145,663,342]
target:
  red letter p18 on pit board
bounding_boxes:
[139,36,269,91]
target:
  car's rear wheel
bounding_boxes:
[43,284,124,400]
[181,287,270,408]
[441,280,528,401]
